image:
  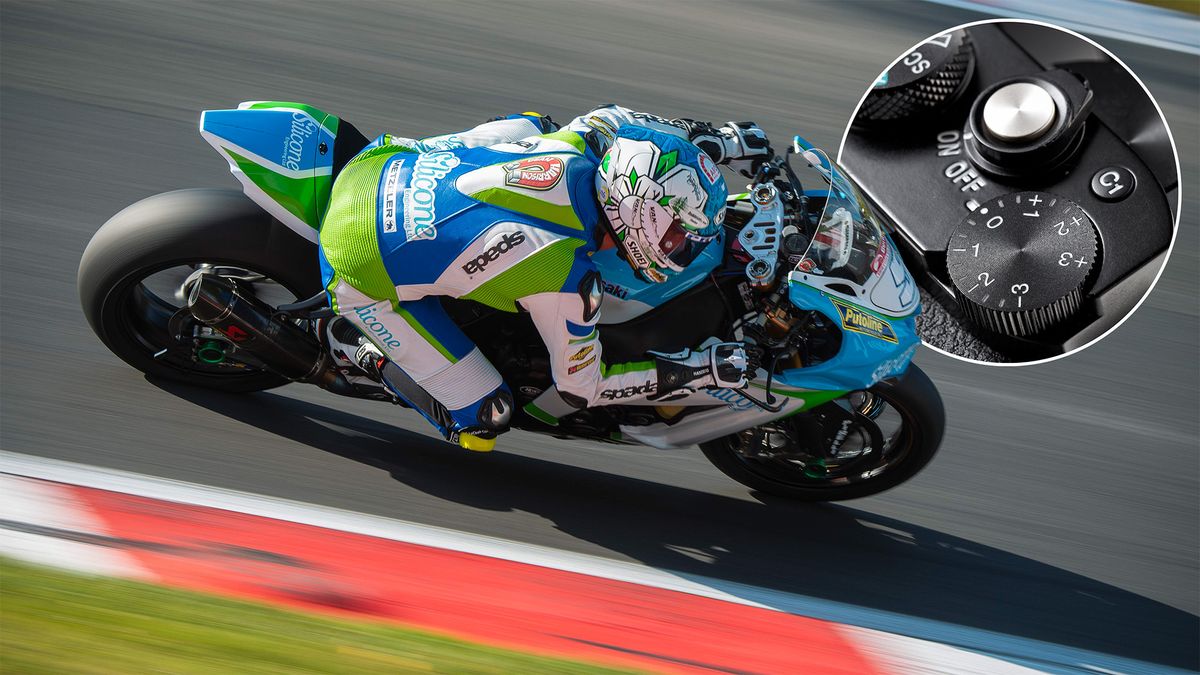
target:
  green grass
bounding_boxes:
[0,557,638,674]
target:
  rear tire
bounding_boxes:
[78,189,322,392]
[699,365,944,501]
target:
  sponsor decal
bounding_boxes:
[354,305,403,350]
[870,237,889,274]
[697,153,720,185]
[830,298,898,344]
[462,231,527,275]
[829,418,854,451]
[601,280,629,300]
[871,344,916,383]
[281,112,318,171]
[708,387,756,412]
[621,234,653,269]
[403,151,460,241]
[503,156,565,191]
[569,345,594,362]
[599,381,656,400]
[630,111,687,130]
[411,135,464,152]
[737,282,754,311]
[381,159,406,234]
[796,257,817,273]
[567,355,596,374]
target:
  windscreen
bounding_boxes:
[793,148,887,286]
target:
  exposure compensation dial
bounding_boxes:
[946,192,1097,337]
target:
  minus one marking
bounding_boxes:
[951,248,966,252]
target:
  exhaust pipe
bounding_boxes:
[187,273,344,388]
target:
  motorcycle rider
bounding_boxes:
[319,105,772,451]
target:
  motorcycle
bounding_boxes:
[78,102,944,501]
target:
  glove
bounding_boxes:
[648,341,750,396]
[719,121,772,178]
[678,120,772,178]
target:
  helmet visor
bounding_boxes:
[657,215,718,269]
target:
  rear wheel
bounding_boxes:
[78,189,322,392]
[699,365,944,501]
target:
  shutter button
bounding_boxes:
[982,82,1057,142]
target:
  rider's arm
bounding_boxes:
[563,104,770,173]
[378,112,557,152]
[518,260,747,422]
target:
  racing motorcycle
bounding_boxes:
[78,102,944,501]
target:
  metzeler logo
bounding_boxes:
[281,112,317,171]
[382,159,405,234]
[354,305,403,350]
[462,232,526,275]
[503,156,564,190]
[404,151,460,242]
[599,381,656,400]
[831,299,898,344]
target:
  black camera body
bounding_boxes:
[841,22,1177,361]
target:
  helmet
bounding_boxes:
[596,126,727,283]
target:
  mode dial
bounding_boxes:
[946,192,1097,337]
[856,29,975,125]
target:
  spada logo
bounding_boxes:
[404,151,460,242]
[281,112,317,171]
[462,231,527,275]
[599,381,656,400]
[503,156,565,190]
[831,298,898,344]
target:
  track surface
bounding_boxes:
[2,1,1197,668]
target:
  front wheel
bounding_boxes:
[699,365,944,501]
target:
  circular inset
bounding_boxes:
[838,19,1180,365]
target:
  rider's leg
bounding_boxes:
[339,293,513,448]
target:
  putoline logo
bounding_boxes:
[831,298,898,344]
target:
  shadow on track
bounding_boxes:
[155,380,1199,669]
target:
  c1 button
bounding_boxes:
[1090,166,1135,202]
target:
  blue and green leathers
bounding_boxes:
[318,107,732,438]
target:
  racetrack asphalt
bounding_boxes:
[2,1,1197,669]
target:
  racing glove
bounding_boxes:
[647,341,750,396]
[679,120,772,177]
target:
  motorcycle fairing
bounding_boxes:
[199,101,342,242]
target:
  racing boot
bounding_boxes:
[444,388,514,452]
[353,343,513,452]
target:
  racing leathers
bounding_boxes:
[318,105,757,443]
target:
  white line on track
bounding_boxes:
[0,450,1187,675]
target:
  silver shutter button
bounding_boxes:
[981,82,1056,143]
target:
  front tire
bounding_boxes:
[78,189,322,392]
[699,365,944,501]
